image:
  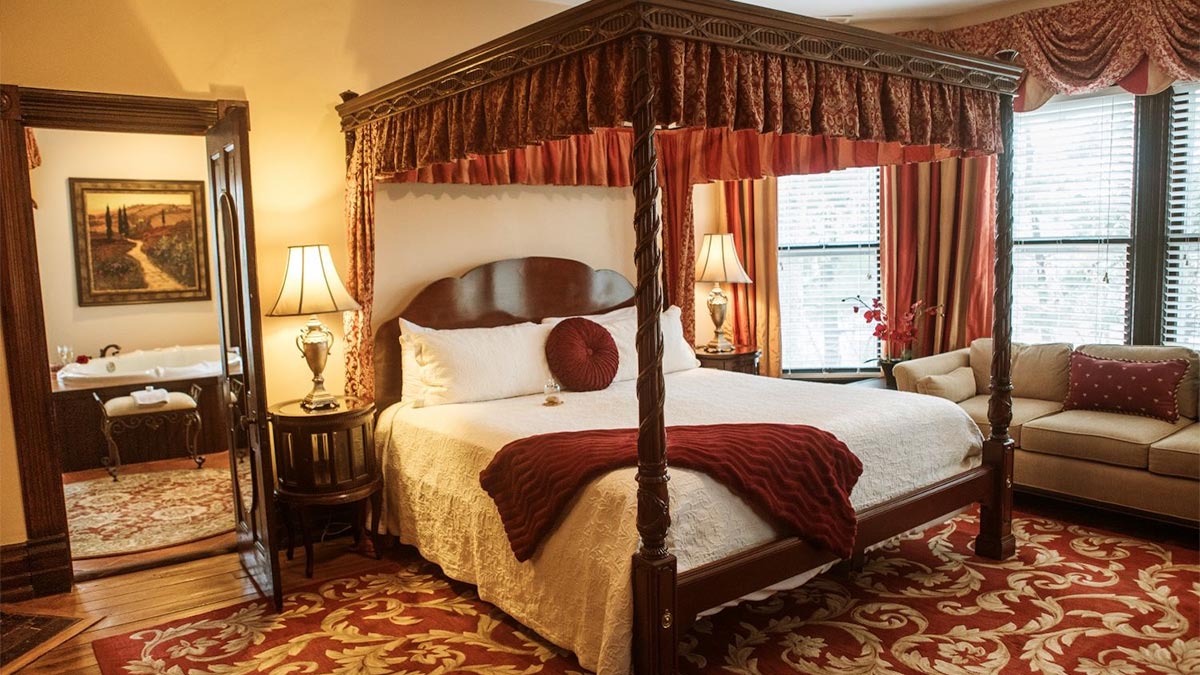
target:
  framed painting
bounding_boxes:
[69,178,210,306]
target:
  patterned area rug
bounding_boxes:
[66,468,235,559]
[91,509,1198,674]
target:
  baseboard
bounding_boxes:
[1,540,33,602]
[1,533,72,601]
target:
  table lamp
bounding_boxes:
[267,244,361,410]
[695,233,753,353]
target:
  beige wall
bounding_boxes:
[32,129,219,362]
[0,323,28,545]
[373,183,636,327]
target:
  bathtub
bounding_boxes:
[56,344,243,388]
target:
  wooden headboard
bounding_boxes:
[373,257,635,412]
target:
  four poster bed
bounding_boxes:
[335,1,1022,673]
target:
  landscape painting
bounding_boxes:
[69,179,210,306]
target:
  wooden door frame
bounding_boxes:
[0,85,244,599]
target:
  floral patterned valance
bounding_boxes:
[904,0,1199,111]
[366,36,1003,179]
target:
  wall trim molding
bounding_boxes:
[0,534,71,602]
[0,541,33,602]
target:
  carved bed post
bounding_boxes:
[628,31,678,675]
[975,92,1017,560]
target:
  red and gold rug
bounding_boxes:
[91,509,1198,674]
[65,468,235,559]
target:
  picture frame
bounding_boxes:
[69,178,210,306]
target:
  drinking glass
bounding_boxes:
[543,377,562,406]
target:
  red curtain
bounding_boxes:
[724,181,757,349]
[657,132,698,346]
[881,156,996,359]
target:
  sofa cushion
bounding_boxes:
[916,367,976,403]
[969,338,1072,402]
[958,395,1062,446]
[1021,410,1191,469]
[1149,424,1200,480]
[1063,351,1190,422]
[1078,344,1199,420]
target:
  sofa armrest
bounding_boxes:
[894,348,970,393]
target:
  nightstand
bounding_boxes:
[695,346,761,375]
[268,396,381,577]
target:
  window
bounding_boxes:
[1011,92,1137,345]
[1165,82,1200,349]
[777,168,881,373]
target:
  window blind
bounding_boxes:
[777,168,881,372]
[1011,92,1136,345]
[1165,82,1200,350]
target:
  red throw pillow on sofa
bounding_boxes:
[1063,351,1189,422]
[545,318,619,392]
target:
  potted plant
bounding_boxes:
[845,296,940,389]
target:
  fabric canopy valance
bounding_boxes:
[364,36,1003,181]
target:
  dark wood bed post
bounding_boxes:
[975,92,1017,560]
[628,31,679,675]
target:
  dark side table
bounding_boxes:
[268,396,381,577]
[695,346,761,375]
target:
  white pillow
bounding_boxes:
[557,305,698,382]
[410,322,553,406]
[397,318,431,404]
[660,305,701,375]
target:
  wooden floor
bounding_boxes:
[11,539,379,674]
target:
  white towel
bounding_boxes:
[130,386,170,406]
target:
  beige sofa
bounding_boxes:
[896,340,1199,524]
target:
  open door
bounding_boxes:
[207,105,282,609]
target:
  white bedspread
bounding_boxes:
[376,368,983,674]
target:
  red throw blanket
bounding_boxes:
[479,424,863,562]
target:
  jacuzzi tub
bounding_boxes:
[56,344,243,388]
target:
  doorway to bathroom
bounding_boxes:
[3,87,281,605]
[32,127,236,579]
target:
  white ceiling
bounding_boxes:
[545,0,1019,22]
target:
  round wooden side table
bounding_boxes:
[268,396,381,577]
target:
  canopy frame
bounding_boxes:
[338,2,1019,672]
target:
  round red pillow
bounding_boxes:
[545,318,619,392]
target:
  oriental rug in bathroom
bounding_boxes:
[65,468,235,559]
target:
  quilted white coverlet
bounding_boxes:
[376,368,983,674]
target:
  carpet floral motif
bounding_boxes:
[66,468,235,559]
[91,510,1198,674]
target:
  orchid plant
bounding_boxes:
[845,296,940,362]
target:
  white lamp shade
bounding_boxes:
[267,244,362,317]
[695,233,752,284]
